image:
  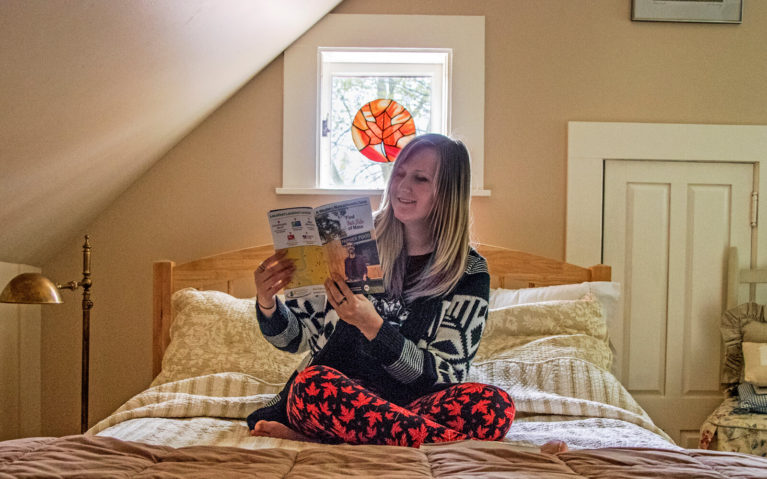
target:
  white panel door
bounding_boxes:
[603,160,753,448]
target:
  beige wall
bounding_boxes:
[40,0,767,435]
[0,262,41,440]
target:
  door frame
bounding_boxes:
[567,122,767,447]
[566,122,767,276]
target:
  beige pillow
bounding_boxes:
[476,296,612,370]
[484,295,607,340]
[719,302,767,385]
[152,288,305,387]
[489,281,620,340]
[742,342,767,386]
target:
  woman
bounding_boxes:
[248,134,514,447]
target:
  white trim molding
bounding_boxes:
[566,121,767,268]
[281,14,487,196]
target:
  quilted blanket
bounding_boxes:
[3,434,767,478]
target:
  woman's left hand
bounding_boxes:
[325,273,383,341]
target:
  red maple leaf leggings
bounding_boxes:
[285,365,515,447]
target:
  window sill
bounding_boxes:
[276,187,491,197]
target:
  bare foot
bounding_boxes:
[250,420,314,442]
[540,440,568,454]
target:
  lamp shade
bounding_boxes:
[0,272,63,304]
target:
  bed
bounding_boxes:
[3,243,767,477]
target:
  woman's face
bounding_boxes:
[389,147,439,230]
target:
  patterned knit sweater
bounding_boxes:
[256,248,489,405]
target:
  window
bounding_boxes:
[281,14,488,196]
[319,49,449,189]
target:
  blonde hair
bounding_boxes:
[375,134,472,301]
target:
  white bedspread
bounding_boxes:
[90,373,308,450]
[468,355,676,449]
[93,296,675,450]
[92,362,676,451]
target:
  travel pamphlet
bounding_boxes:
[268,197,384,300]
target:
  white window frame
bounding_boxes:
[318,48,449,189]
[280,14,489,196]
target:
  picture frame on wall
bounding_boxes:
[631,0,743,23]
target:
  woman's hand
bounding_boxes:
[254,250,295,312]
[324,273,383,341]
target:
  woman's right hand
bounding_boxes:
[254,250,295,311]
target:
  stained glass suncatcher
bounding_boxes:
[351,99,416,163]
[325,74,433,189]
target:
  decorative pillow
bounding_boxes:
[489,281,620,351]
[476,296,612,371]
[720,302,767,385]
[485,295,607,338]
[742,342,767,386]
[152,288,305,387]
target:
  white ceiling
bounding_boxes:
[0,0,340,265]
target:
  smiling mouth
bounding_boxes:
[398,198,415,204]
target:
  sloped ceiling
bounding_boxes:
[0,0,340,266]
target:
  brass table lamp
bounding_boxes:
[0,235,92,434]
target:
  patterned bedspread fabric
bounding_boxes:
[700,397,767,457]
[4,434,767,478]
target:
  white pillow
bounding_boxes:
[152,288,305,387]
[742,341,767,386]
[489,282,622,373]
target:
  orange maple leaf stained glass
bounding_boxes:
[351,99,416,163]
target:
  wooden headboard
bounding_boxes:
[152,243,611,377]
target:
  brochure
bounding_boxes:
[268,197,384,300]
